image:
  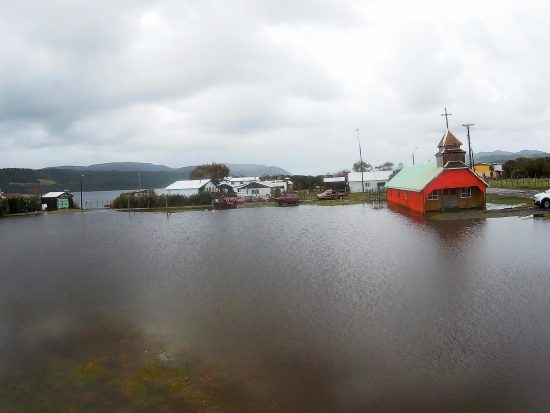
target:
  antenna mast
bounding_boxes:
[356,127,365,193]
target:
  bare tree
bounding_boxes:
[352,161,372,172]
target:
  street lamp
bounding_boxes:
[412,146,418,165]
[80,172,84,211]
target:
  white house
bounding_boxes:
[263,180,288,193]
[236,181,272,198]
[165,179,217,196]
[347,170,393,193]
[221,177,261,187]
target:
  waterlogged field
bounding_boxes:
[1,206,550,412]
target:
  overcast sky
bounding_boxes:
[2,0,550,174]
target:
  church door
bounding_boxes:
[442,189,458,209]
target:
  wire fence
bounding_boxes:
[489,177,550,190]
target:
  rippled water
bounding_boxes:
[1,206,549,412]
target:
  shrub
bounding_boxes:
[110,192,213,209]
[0,198,8,216]
[3,196,41,214]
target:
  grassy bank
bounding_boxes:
[485,192,531,206]
[301,191,385,206]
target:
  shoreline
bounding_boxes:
[2,192,549,221]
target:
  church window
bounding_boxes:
[460,187,472,198]
[427,190,438,200]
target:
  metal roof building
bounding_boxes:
[386,129,488,214]
[165,179,217,196]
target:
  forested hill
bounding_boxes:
[0,163,291,194]
[0,168,186,193]
[476,150,550,164]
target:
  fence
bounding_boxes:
[489,177,550,189]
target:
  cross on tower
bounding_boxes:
[441,107,452,129]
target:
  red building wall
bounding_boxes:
[423,169,486,196]
[386,188,425,214]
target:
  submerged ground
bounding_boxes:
[1,205,549,412]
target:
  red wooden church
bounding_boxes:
[386,129,488,214]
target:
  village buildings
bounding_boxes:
[386,129,488,214]
[164,176,293,200]
[474,162,504,179]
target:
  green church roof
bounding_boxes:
[386,164,443,192]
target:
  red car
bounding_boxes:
[274,194,300,206]
[316,189,347,200]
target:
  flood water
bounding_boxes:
[1,205,549,412]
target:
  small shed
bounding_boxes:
[165,179,217,196]
[217,183,236,196]
[347,171,393,193]
[41,191,74,211]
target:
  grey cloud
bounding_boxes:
[1,0,550,173]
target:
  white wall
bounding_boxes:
[166,188,199,196]
[349,180,387,193]
[167,181,217,196]
[237,187,271,198]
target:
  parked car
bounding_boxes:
[533,189,550,209]
[274,194,300,206]
[316,189,348,200]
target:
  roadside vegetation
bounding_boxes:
[0,196,42,216]
[502,157,550,178]
[111,192,213,209]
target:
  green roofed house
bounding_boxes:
[386,129,488,214]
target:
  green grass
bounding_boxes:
[489,177,550,190]
[37,178,56,185]
[486,193,531,206]
[300,192,386,206]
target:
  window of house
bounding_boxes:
[427,190,438,200]
[460,187,472,198]
[252,189,259,195]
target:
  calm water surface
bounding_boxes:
[1,205,549,412]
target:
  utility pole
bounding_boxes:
[80,172,84,211]
[412,146,418,166]
[462,123,474,169]
[356,127,365,193]
[138,171,142,193]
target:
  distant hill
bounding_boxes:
[52,162,290,176]
[476,150,550,164]
[1,163,291,194]
[224,164,290,176]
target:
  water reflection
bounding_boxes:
[1,206,549,412]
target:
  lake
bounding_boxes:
[72,189,168,208]
[1,205,549,412]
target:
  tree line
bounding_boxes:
[502,157,550,178]
[0,196,42,216]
